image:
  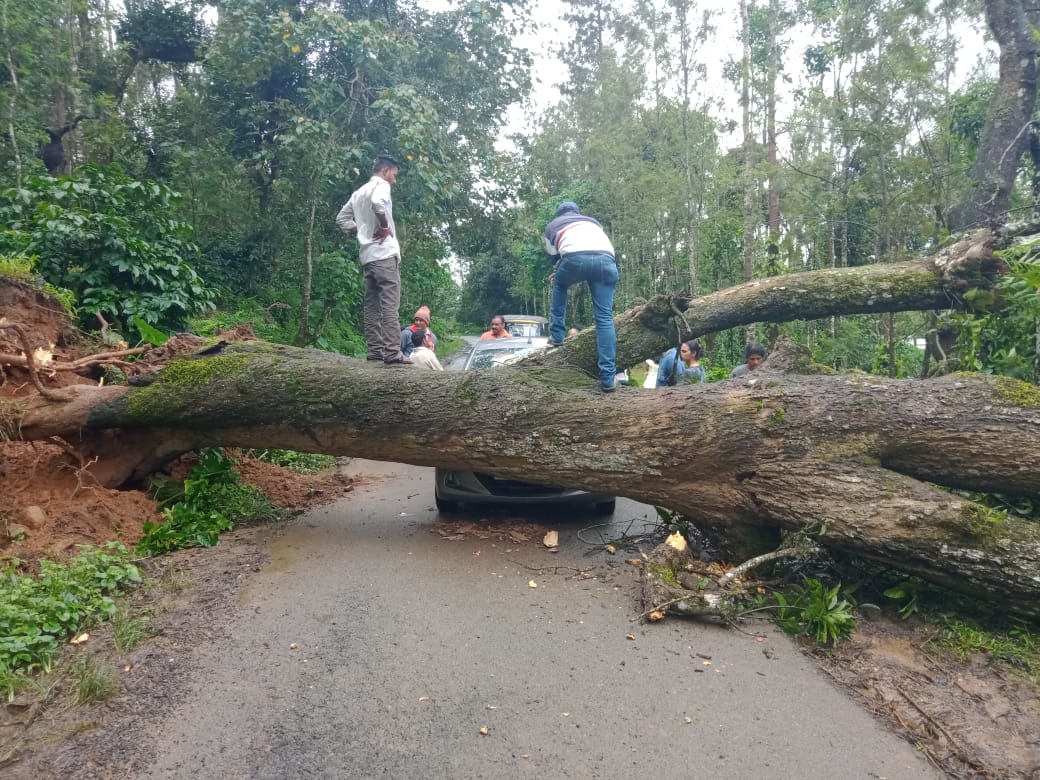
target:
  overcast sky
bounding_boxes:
[417,0,995,151]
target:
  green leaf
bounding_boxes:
[133,316,169,346]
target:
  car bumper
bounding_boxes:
[434,468,611,507]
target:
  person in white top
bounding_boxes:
[336,155,410,366]
[544,201,619,393]
[408,329,443,370]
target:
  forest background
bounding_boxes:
[1,0,1038,381]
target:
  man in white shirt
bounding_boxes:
[336,155,410,365]
[544,201,619,392]
[408,329,443,370]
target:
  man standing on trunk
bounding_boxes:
[544,201,618,392]
[336,155,411,365]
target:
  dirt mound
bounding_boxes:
[0,277,76,355]
[0,442,158,560]
[816,617,1040,778]
[0,276,352,565]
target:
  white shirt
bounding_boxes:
[409,346,443,370]
[544,220,614,258]
[336,176,400,265]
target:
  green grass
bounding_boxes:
[931,616,1040,684]
[67,655,118,706]
[111,606,156,652]
[243,448,336,474]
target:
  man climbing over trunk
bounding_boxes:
[544,201,619,392]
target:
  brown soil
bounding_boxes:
[1,276,1038,778]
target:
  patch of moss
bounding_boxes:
[126,354,251,419]
[155,355,250,389]
[963,503,1007,544]
[993,376,1040,408]
[646,562,682,589]
[769,407,786,426]
[453,378,481,412]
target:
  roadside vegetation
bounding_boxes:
[139,448,285,556]
[0,543,140,699]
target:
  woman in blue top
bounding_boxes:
[657,339,706,386]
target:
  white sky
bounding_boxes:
[419,0,996,153]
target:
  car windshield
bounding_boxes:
[465,338,547,370]
[506,322,546,338]
[502,316,549,338]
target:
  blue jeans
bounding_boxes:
[551,251,618,389]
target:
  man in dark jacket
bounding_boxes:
[544,201,619,392]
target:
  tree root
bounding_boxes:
[0,322,65,401]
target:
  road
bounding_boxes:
[140,461,937,779]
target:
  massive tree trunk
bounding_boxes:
[4,339,1039,620]
[2,226,1038,619]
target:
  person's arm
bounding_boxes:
[371,180,393,242]
[335,200,356,235]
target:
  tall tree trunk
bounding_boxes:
[766,0,780,273]
[740,0,756,342]
[1,0,22,186]
[948,0,1038,230]
[676,0,700,295]
[295,199,319,347]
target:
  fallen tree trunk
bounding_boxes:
[522,228,1003,374]
[3,341,1039,619]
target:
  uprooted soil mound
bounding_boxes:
[0,276,353,564]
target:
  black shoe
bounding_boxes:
[384,358,413,366]
[600,384,616,393]
[546,340,563,349]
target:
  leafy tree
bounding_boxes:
[0,163,213,328]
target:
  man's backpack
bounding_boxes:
[663,345,682,386]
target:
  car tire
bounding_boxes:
[435,495,459,513]
[593,499,616,516]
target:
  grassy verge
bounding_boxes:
[0,543,141,699]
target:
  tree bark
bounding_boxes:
[3,339,1039,618]
[948,0,1038,231]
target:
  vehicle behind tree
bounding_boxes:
[435,336,615,515]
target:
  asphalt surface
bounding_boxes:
[143,460,938,779]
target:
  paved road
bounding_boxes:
[143,461,937,779]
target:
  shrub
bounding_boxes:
[138,448,283,556]
[0,543,141,683]
[0,164,214,330]
[774,578,857,644]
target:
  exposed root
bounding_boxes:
[0,347,147,374]
[0,322,65,400]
